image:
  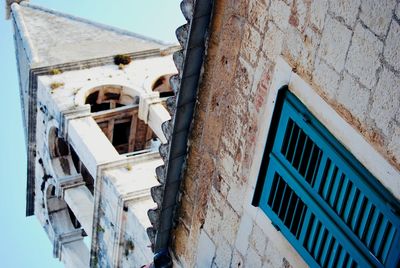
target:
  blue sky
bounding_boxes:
[0,1,184,267]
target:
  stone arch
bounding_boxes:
[43,182,87,259]
[47,124,78,178]
[150,73,175,97]
[74,82,144,108]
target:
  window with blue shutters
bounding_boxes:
[253,87,400,268]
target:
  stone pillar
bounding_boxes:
[138,93,171,143]
[148,103,171,143]
[61,239,90,268]
[64,185,94,237]
[68,116,120,177]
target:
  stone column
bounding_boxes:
[61,239,90,268]
[68,116,120,177]
[64,185,94,237]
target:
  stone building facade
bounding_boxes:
[7,0,400,267]
[8,1,178,267]
[162,0,400,267]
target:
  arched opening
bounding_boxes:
[151,74,175,98]
[85,86,156,154]
[48,127,77,177]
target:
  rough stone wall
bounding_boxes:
[172,0,400,267]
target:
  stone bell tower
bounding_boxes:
[8,1,178,267]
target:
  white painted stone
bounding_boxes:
[370,68,400,136]
[360,0,396,37]
[383,20,400,72]
[68,116,120,177]
[196,231,216,268]
[312,57,340,99]
[61,240,90,268]
[329,0,361,27]
[64,185,94,237]
[147,103,171,143]
[337,71,370,121]
[346,23,383,88]
[318,16,352,72]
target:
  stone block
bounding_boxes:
[346,23,383,88]
[337,72,370,121]
[384,20,400,72]
[231,249,244,268]
[262,22,285,60]
[227,179,245,214]
[290,0,310,32]
[312,57,340,99]
[196,231,216,268]
[329,0,361,27]
[360,0,396,37]
[203,202,222,238]
[370,68,400,136]
[269,0,291,31]
[220,200,240,245]
[310,0,328,30]
[233,56,254,97]
[245,246,262,268]
[264,242,284,267]
[248,0,269,32]
[241,24,262,66]
[234,213,253,255]
[318,16,352,72]
[213,236,233,268]
[249,223,268,256]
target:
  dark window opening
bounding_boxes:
[152,74,175,97]
[112,121,131,154]
[67,206,82,229]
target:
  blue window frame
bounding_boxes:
[253,87,400,268]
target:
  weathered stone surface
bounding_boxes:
[249,224,268,256]
[234,214,252,256]
[396,3,400,19]
[195,231,216,268]
[346,23,383,88]
[269,0,291,31]
[213,236,233,267]
[310,0,328,30]
[389,125,400,162]
[318,16,352,72]
[337,72,370,121]
[329,0,361,27]
[245,246,262,268]
[359,0,396,37]
[312,57,340,99]
[383,20,400,72]
[241,24,262,65]
[262,22,285,60]
[370,68,400,136]
[248,0,269,32]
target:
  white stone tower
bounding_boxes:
[8,1,178,267]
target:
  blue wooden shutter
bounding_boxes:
[256,88,400,268]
